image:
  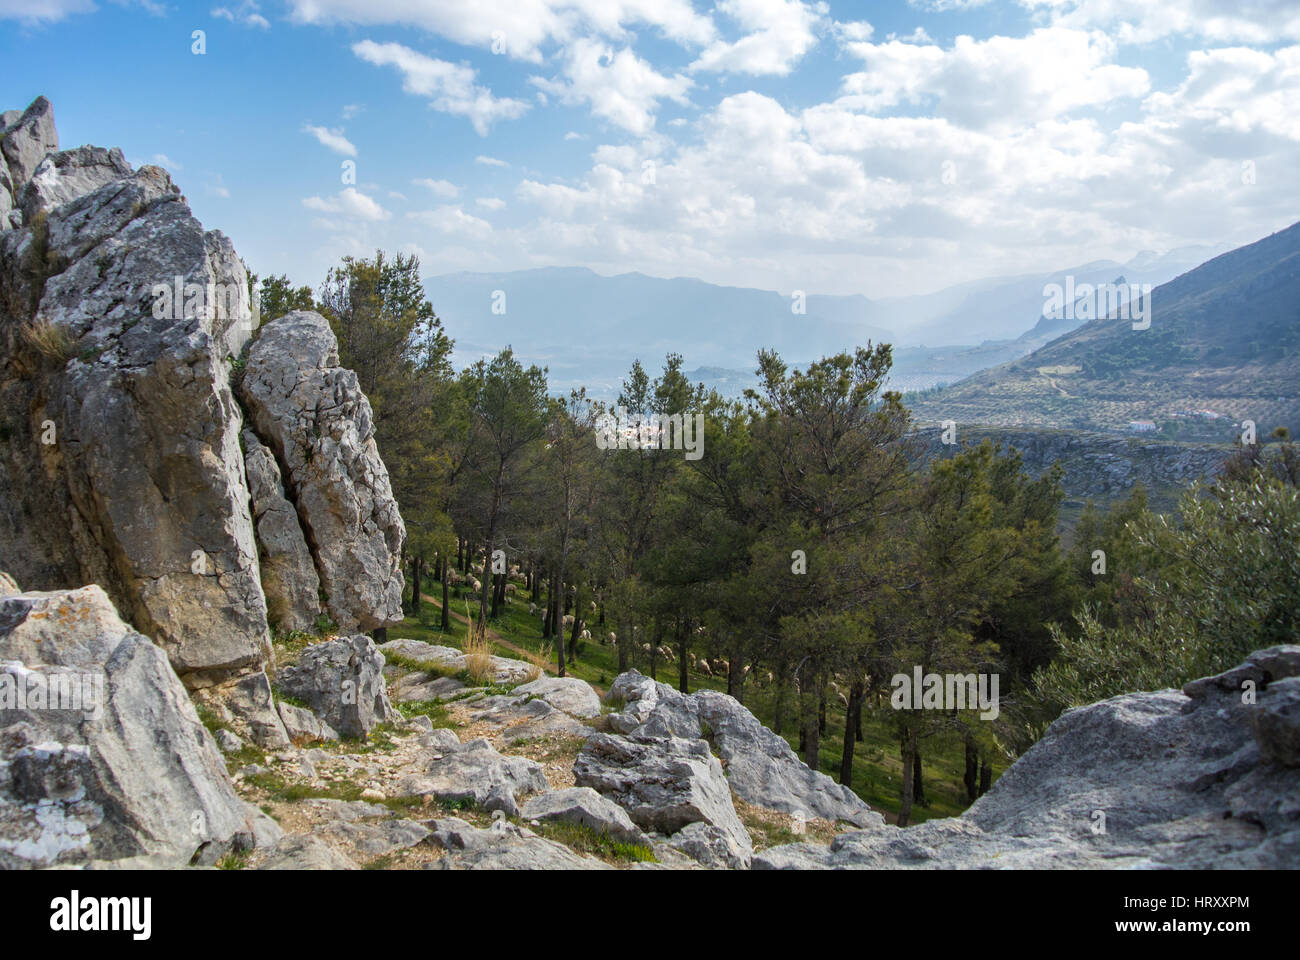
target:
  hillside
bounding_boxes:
[906,221,1300,438]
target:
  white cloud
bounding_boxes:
[531,38,692,135]
[407,204,494,240]
[476,155,510,167]
[341,103,364,119]
[0,0,96,21]
[413,177,459,198]
[352,39,529,135]
[564,131,586,140]
[691,0,825,76]
[1021,0,1300,45]
[837,28,1150,130]
[302,187,391,221]
[476,196,507,210]
[287,0,715,61]
[212,2,270,28]
[302,123,357,156]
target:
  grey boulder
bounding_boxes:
[275,635,397,739]
[521,787,650,846]
[0,584,272,868]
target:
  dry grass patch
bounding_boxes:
[733,797,843,850]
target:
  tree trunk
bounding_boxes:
[801,686,820,771]
[839,680,864,786]
[963,735,979,801]
[913,746,926,806]
[677,621,689,695]
[617,615,629,673]
[410,554,423,617]
[439,554,450,633]
[897,722,917,827]
[818,691,827,736]
[978,758,991,797]
[456,537,464,572]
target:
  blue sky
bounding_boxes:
[2,0,1298,299]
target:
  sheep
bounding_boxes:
[606,632,617,645]
[641,643,651,653]
[580,629,591,640]
[528,602,538,616]
[505,583,517,595]
[698,660,713,677]
[562,614,575,627]
[589,600,597,612]
[837,692,849,708]
[468,577,482,592]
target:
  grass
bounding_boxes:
[21,317,72,364]
[462,631,496,685]
[531,821,656,864]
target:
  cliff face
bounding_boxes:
[0,97,405,687]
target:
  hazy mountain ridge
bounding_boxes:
[906,221,1300,439]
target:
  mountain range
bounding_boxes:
[906,220,1300,439]
[424,246,1222,397]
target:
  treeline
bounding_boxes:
[248,253,1299,822]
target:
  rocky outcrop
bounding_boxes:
[0,580,278,868]
[757,646,1300,869]
[399,736,549,817]
[574,732,753,868]
[426,816,607,870]
[239,310,405,633]
[606,671,880,827]
[379,637,533,684]
[0,96,406,689]
[521,786,650,846]
[515,675,601,718]
[1,97,58,228]
[276,635,397,739]
[242,430,321,633]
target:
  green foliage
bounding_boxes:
[1030,474,1300,712]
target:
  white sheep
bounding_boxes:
[580,629,591,640]
[606,632,617,645]
[562,614,575,627]
[528,602,538,616]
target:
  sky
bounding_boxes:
[1,0,1298,300]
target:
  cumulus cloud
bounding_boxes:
[691,0,826,76]
[532,38,692,135]
[837,28,1150,130]
[289,0,715,62]
[476,155,510,167]
[302,187,391,220]
[352,39,529,135]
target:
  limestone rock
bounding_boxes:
[259,834,359,870]
[521,787,650,846]
[426,817,607,870]
[379,637,532,684]
[515,675,601,718]
[239,311,405,632]
[242,429,321,633]
[398,737,548,815]
[0,144,271,686]
[573,732,752,861]
[664,821,752,869]
[758,646,1300,869]
[275,635,397,739]
[1,96,58,195]
[0,584,271,868]
[18,146,133,224]
[277,700,339,743]
[606,670,880,826]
